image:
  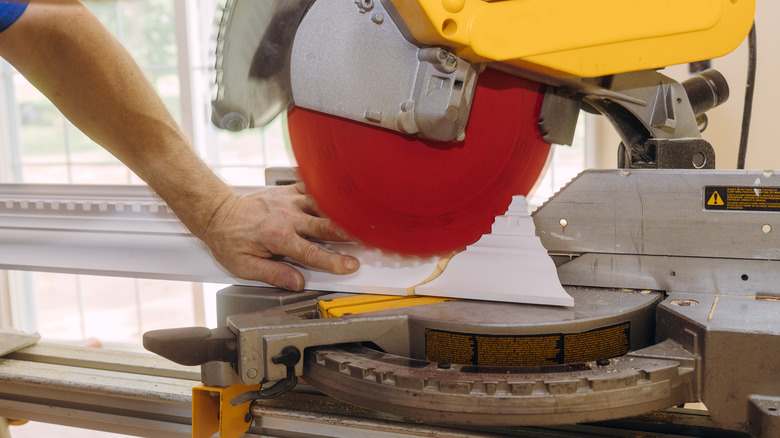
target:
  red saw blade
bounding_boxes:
[288,69,551,256]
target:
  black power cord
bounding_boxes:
[736,22,757,169]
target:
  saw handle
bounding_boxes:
[143,326,237,366]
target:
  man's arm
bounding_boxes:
[0,0,359,290]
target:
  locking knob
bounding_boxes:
[143,326,237,366]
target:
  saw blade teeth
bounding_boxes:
[212,0,234,103]
[361,245,438,266]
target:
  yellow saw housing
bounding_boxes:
[389,0,756,77]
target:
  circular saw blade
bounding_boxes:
[288,69,551,256]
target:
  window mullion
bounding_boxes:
[0,62,22,183]
[174,0,208,158]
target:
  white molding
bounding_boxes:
[0,185,572,306]
[0,184,426,293]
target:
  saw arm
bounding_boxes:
[211,0,753,256]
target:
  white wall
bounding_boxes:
[590,1,778,170]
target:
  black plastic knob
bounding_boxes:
[143,326,237,366]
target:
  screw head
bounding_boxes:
[445,55,457,68]
[355,0,373,12]
[219,112,248,132]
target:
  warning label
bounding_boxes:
[705,186,780,211]
[707,191,725,206]
[425,322,630,366]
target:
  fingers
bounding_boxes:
[227,243,358,291]
[291,182,306,194]
[294,187,327,217]
[287,237,359,274]
[236,256,307,291]
[301,197,326,217]
[297,215,350,241]
[279,187,351,241]
[284,182,327,218]
[207,187,359,291]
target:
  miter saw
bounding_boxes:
[145,1,780,437]
[210,0,751,255]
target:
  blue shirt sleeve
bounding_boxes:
[0,1,28,34]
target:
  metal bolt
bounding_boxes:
[437,361,451,369]
[219,112,248,132]
[247,368,258,379]
[445,55,458,70]
[355,0,373,12]
[692,151,707,169]
[433,50,458,73]
[596,358,610,367]
[371,12,384,24]
[432,50,457,73]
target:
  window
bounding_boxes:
[3,1,286,435]
[0,0,295,348]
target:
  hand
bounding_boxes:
[200,183,359,290]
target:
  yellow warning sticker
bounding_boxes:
[705,186,780,211]
[707,191,724,206]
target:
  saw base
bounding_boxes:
[220,285,673,425]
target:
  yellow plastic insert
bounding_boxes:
[319,294,455,318]
[390,0,755,77]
